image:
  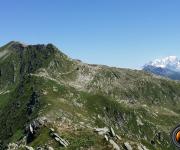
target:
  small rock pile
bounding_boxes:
[94,127,149,150]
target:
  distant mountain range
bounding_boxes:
[143,56,180,80]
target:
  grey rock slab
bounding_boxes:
[109,139,120,150]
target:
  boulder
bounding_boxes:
[94,127,109,135]
[47,146,54,150]
[25,146,34,150]
[137,145,143,150]
[104,135,109,141]
[116,135,122,141]
[50,128,55,133]
[52,133,69,147]
[109,139,120,150]
[55,137,60,142]
[124,142,132,150]
[26,117,48,143]
[53,133,61,139]
[110,127,116,137]
[29,124,34,134]
[137,144,149,150]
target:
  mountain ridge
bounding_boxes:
[0,42,180,150]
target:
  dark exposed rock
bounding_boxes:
[150,140,155,145]
[26,117,47,143]
[156,132,162,141]
[36,147,43,150]
[27,91,40,115]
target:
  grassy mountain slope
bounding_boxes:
[0,41,180,150]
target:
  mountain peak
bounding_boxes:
[0,41,69,61]
[145,56,180,71]
[143,56,180,80]
[6,41,28,47]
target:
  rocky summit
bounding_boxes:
[0,41,180,150]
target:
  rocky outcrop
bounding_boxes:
[109,139,120,150]
[7,143,35,150]
[27,91,40,115]
[26,117,47,143]
[7,143,18,150]
[95,127,121,150]
[94,127,109,135]
[49,128,69,147]
[137,144,149,150]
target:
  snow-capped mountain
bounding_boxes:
[144,56,180,71]
[143,56,180,80]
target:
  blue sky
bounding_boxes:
[0,0,180,69]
